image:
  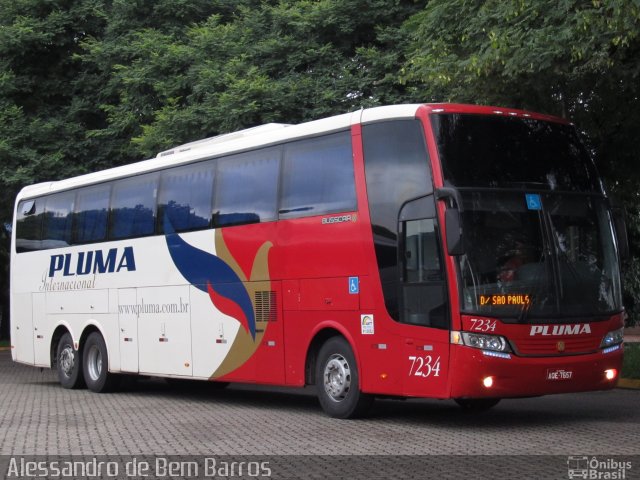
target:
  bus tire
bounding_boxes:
[56,332,85,389]
[315,336,373,419]
[82,332,118,393]
[454,398,501,412]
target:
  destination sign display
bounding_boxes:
[479,294,531,306]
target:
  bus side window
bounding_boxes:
[158,162,214,233]
[110,174,158,239]
[42,192,75,249]
[15,199,44,252]
[74,184,110,243]
[213,148,280,228]
[279,131,355,219]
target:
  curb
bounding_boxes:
[617,378,640,390]
[0,347,10,352]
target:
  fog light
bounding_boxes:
[482,376,494,388]
[605,369,617,381]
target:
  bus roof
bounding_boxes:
[15,103,567,201]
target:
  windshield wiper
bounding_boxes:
[516,249,547,324]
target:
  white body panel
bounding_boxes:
[117,288,138,372]
[11,230,247,379]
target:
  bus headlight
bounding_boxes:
[600,328,624,348]
[456,332,511,353]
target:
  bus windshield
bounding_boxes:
[431,113,623,321]
[455,191,622,321]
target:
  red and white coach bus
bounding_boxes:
[10,104,627,418]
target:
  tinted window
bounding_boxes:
[214,148,280,227]
[42,192,75,248]
[456,191,622,320]
[280,132,355,219]
[363,120,432,320]
[159,163,214,233]
[110,174,158,239]
[402,218,448,328]
[431,113,600,191]
[15,199,44,252]
[74,184,110,243]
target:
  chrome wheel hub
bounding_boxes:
[59,346,75,377]
[323,354,351,402]
[86,344,102,382]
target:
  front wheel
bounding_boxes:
[56,332,85,389]
[315,336,373,419]
[82,332,119,393]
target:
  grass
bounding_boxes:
[622,343,640,379]
[0,340,9,348]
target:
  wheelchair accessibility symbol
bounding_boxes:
[349,277,359,294]
[525,193,542,210]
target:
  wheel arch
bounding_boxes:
[78,323,104,353]
[304,323,359,386]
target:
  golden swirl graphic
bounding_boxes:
[212,230,273,379]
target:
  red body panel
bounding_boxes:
[214,105,624,401]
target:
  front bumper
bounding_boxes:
[449,343,623,399]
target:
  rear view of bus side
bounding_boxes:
[11,104,626,418]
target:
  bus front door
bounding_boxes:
[400,217,450,397]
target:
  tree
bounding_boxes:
[0,0,111,339]
[78,0,424,157]
[0,0,108,202]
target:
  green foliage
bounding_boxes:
[0,0,108,189]
[402,0,639,103]
[622,343,640,379]
[78,0,423,157]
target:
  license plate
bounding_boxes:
[546,368,573,381]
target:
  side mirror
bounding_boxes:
[444,207,465,256]
[436,187,465,256]
[611,206,629,261]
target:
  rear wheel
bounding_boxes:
[454,398,501,412]
[82,332,119,393]
[56,332,85,389]
[316,336,373,418]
